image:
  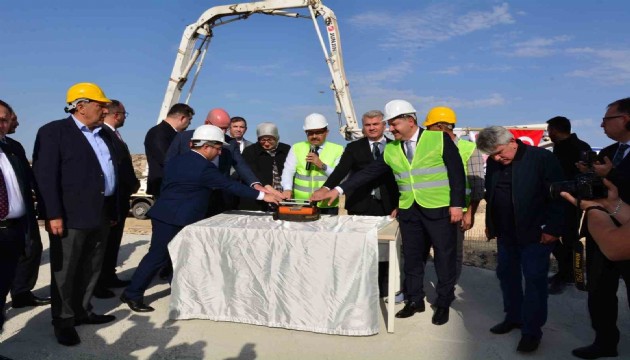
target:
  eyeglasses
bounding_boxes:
[115,111,129,117]
[306,129,327,136]
[602,114,626,121]
[258,137,276,143]
[208,144,223,150]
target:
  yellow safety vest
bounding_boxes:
[456,139,476,210]
[383,130,450,209]
[292,141,344,208]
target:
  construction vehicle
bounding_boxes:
[156,0,361,140]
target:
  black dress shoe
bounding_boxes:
[93,287,116,299]
[517,335,540,353]
[102,277,131,288]
[572,343,618,359]
[120,293,155,313]
[54,327,81,346]
[75,313,116,326]
[11,292,51,308]
[490,320,522,334]
[395,301,425,318]
[431,306,449,325]
[548,277,567,295]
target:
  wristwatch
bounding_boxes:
[320,163,328,171]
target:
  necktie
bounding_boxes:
[405,140,414,163]
[0,167,9,219]
[371,142,382,200]
[612,143,629,167]
[372,142,382,160]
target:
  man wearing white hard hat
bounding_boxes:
[281,113,344,214]
[312,100,465,325]
[121,125,281,313]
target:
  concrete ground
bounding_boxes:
[0,228,628,360]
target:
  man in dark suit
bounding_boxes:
[32,83,119,346]
[0,100,41,332]
[120,125,281,312]
[229,116,253,154]
[92,100,140,298]
[312,99,465,326]
[3,107,51,309]
[312,110,399,297]
[477,126,564,353]
[165,108,272,214]
[572,97,630,360]
[144,103,194,197]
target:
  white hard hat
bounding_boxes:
[383,100,416,122]
[191,125,226,144]
[303,113,328,130]
[256,122,279,140]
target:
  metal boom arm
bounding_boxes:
[157,0,360,140]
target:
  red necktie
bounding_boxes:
[0,167,9,219]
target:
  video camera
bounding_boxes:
[549,151,607,200]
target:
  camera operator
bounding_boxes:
[561,179,630,261]
[546,116,592,294]
[570,97,630,360]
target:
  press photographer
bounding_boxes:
[567,97,630,360]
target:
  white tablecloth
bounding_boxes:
[167,211,392,336]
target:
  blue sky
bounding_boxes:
[1,0,628,157]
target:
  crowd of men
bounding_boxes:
[0,82,629,359]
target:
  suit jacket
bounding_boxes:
[485,140,565,243]
[599,142,630,203]
[144,121,177,196]
[165,130,259,185]
[33,117,119,229]
[102,126,140,216]
[324,137,398,214]
[239,142,290,211]
[0,138,39,248]
[340,130,465,217]
[147,150,259,226]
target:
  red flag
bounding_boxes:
[508,129,544,146]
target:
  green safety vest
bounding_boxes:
[292,141,344,208]
[383,130,450,209]
[456,139,476,210]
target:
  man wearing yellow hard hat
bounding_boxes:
[423,106,485,283]
[33,82,118,346]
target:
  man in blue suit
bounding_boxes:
[33,83,119,346]
[121,125,281,312]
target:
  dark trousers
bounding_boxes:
[585,237,630,349]
[496,240,553,339]
[0,223,26,329]
[552,203,581,281]
[398,203,456,307]
[124,219,182,301]
[98,209,129,284]
[50,220,109,328]
[11,234,43,296]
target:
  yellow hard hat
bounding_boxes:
[424,106,456,127]
[66,82,111,104]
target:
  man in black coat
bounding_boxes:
[93,100,140,298]
[545,116,592,295]
[572,97,630,360]
[240,122,290,211]
[33,83,121,346]
[477,126,564,353]
[144,103,194,197]
[4,107,51,308]
[0,100,41,332]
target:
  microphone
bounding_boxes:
[305,145,317,171]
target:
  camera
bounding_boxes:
[550,173,607,200]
